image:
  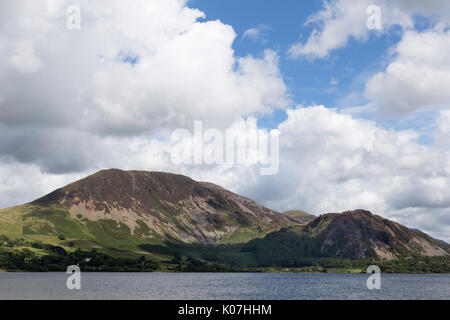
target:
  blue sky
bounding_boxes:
[191,0,405,128]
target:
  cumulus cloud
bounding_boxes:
[234,106,450,242]
[288,0,450,59]
[163,106,449,242]
[10,40,43,74]
[111,106,449,241]
[365,29,450,114]
[0,0,289,173]
[0,161,85,208]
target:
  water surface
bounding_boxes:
[0,273,449,300]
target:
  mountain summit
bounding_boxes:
[29,169,292,244]
[245,210,449,263]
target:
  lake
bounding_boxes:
[0,273,449,300]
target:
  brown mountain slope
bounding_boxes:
[31,169,293,244]
[304,210,449,260]
[245,210,449,261]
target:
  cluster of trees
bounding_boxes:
[170,254,237,272]
[0,235,33,247]
[241,229,356,268]
[0,235,68,255]
[169,254,334,273]
[0,235,159,272]
[240,232,450,273]
[377,256,450,274]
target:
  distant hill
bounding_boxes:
[244,210,449,264]
[282,210,316,224]
[0,169,293,257]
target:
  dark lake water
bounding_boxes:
[0,273,449,300]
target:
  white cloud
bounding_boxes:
[10,39,43,74]
[436,110,450,149]
[0,0,289,172]
[365,30,450,114]
[130,106,449,242]
[242,24,271,43]
[0,161,85,207]
[288,0,449,59]
[330,77,338,86]
[261,106,450,241]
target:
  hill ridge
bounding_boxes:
[18,169,293,245]
[244,209,449,262]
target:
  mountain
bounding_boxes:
[0,169,294,257]
[1,170,449,272]
[244,210,449,264]
[283,210,316,224]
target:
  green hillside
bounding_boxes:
[282,210,316,224]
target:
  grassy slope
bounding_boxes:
[221,221,289,245]
[0,203,262,264]
[0,204,170,260]
[283,210,312,217]
[282,210,316,224]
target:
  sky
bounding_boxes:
[0,0,450,241]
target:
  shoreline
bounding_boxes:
[1,270,449,275]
